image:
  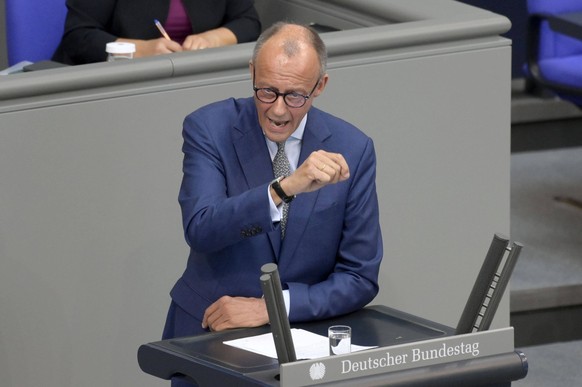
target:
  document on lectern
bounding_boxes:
[224,329,376,359]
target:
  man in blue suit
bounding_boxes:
[163,22,383,359]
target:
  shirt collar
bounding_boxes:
[265,113,307,148]
[291,114,307,141]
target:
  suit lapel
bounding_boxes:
[232,99,281,258]
[232,102,273,188]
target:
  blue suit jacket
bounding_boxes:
[170,97,383,330]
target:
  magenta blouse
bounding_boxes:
[164,0,193,44]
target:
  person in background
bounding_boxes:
[52,0,261,65]
[162,21,383,386]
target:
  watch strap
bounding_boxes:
[271,176,295,203]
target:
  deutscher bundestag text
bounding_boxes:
[341,342,480,374]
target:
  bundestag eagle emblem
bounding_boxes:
[309,362,326,381]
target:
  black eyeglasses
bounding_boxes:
[252,68,320,108]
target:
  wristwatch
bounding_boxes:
[271,176,295,203]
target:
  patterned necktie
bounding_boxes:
[273,141,291,238]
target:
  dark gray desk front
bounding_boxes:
[137,306,527,386]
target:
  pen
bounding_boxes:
[154,19,171,41]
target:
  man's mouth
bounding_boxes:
[269,118,289,127]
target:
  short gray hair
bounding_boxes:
[251,22,327,77]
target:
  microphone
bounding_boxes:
[260,263,296,364]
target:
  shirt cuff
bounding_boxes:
[282,289,290,316]
[268,184,282,222]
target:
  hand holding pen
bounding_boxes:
[115,20,181,58]
[154,19,237,51]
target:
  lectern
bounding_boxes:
[138,305,528,386]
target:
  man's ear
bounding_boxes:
[313,73,329,98]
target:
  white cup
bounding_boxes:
[328,325,351,356]
[106,42,136,61]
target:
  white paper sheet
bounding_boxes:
[223,328,376,359]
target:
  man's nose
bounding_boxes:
[271,96,289,114]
